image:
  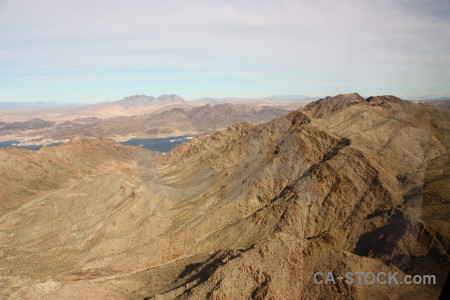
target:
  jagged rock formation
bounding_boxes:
[0,94,448,299]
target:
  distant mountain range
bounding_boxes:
[0,94,314,145]
[115,94,186,108]
[2,94,449,112]
[0,98,302,144]
[418,98,450,108]
[0,94,314,113]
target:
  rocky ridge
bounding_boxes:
[0,93,448,299]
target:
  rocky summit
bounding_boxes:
[0,94,449,299]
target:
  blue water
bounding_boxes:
[0,135,193,152]
[120,135,193,152]
[0,140,62,150]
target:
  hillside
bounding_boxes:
[0,94,448,299]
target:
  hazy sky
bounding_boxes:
[0,0,449,102]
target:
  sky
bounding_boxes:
[0,0,449,103]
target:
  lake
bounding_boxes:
[0,140,62,150]
[0,135,194,152]
[120,135,194,152]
